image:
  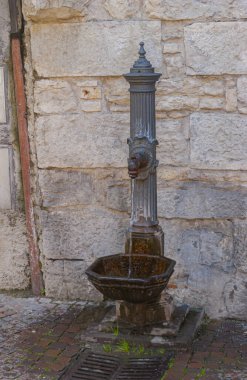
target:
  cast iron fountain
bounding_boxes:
[86,43,203,337]
[60,43,204,380]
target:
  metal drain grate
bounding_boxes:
[115,357,168,379]
[65,351,120,379]
[60,349,171,380]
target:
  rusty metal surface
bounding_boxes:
[11,37,43,295]
[86,254,175,303]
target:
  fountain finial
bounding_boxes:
[138,42,146,59]
[130,41,154,73]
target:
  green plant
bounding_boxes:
[116,339,130,353]
[137,344,145,355]
[160,357,175,380]
[112,324,119,337]
[160,371,167,380]
[45,330,53,336]
[158,348,166,355]
[167,357,175,370]
[103,344,112,353]
[132,343,146,355]
[182,367,188,375]
[195,367,206,379]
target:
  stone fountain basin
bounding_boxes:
[85,254,176,304]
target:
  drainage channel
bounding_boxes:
[59,349,172,380]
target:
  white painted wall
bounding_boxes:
[0,147,11,209]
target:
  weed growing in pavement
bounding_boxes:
[195,367,206,379]
[44,330,53,336]
[102,337,170,358]
[182,366,188,376]
[112,324,119,337]
[103,340,153,356]
[103,343,112,353]
[167,357,175,370]
[116,339,131,353]
[160,357,175,380]
[131,343,146,355]
[158,348,166,355]
[137,344,145,355]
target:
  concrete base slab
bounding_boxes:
[82,304,204,350]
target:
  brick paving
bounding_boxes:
[0,291,246,380]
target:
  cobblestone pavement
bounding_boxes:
[0,291,246,380]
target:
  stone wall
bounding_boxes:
[22,0,247,319]
[0,0,30,289]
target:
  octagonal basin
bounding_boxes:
[85,254,176,304]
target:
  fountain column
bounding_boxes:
[124,42,164,256]
[86,43,204,334]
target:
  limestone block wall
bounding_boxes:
[0,0,30,289]
[23,0,247,318]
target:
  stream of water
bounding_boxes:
[128,237,133,278]
[128,179,135,278]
